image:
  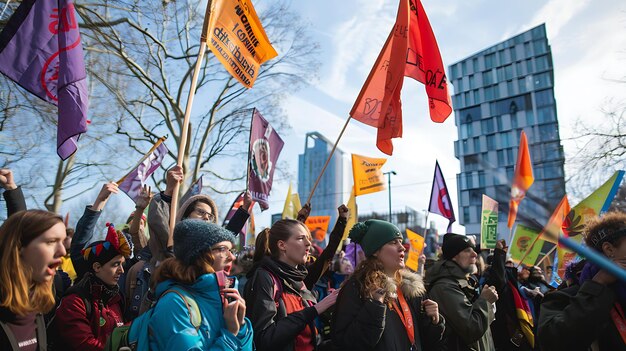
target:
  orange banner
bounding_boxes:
[350,0,451,155]
[204,0,277,88]
[508,131,534,228]
[305,216,331,242]
[351,154,387,196]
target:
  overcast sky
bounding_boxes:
[252,0,626,233]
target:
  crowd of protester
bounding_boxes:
[0,166,625,350]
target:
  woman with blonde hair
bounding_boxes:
[0,210,67,350]
[332,220,445,351]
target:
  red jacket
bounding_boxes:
[55,282,125,351]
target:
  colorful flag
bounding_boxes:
[558,171,625,276]
[248,109,284,211]
[305,216,331,242]
[509,281,535,347]
[405,229,425,272]
[350,0,451,155]
[117,138,168,204]
[204,0,277,88]
[180,175,204,206]
[509,224,544,265]
[0,0,88,159]
[351,154,387,196]
[507,131,534,228]
[539,196,571,244]
[480,195,498,249]
[428,161,455,232]
[338,187,358,248]
[281,183,302,219]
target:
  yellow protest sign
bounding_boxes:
[509,224,544,265]
[205,0,278,88]
[351,154,387,196]
[305,216,331,242]
[405,229,425,272]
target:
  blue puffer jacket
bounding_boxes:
[148,273,253,350]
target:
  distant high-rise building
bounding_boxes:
[298,132,344,227]
[449,24,566,239]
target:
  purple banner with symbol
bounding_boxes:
[248,109,284,211]
[0,0,89,159]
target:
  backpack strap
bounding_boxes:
[261,268,283,306]
[35,313,46,351]
[0,319,20,350]
[162,288,202,331]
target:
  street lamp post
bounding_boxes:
[383,171,396,223]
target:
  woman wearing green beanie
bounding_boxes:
[331,219,446,351]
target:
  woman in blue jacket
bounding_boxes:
[147,219,253,350]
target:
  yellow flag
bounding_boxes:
[204,0,278,88]
[405,229,425,272]
[337,187,357,252]
[282,183,302,219]
[351,154,387,196]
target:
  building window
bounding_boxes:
[469,75,475,89]
[537,106,556,124]
[470,190,482,205]
[464,155,479,171]
[511,112,518,129]
[539,123,558,140]
[499,50,507,65]
[482,118,495,134]
[473,58,479,73]
[463,207,471,223]
[526,58,533,73]
[466,173,474,189]
[479,171,486,187]
[535,55,551,71]
[456,78,464,92]
[516,61,524,77]
[496,115,504,131]
[483,70,494,85]
[535,89,555,107]
[497,150,505,166]
[484,86,495,101]
[473,137,481,152]
[533,72,552,89]
[450,64,459,79]
[526,111,535,125]
[500,131,511,148]
[485,53,496,69]
[518,78,529,93]
[462,61,467,76]
[486,134,496,149]
[464,91,471,105]
[474,90,480,103]
[510,47,517,61]
[506,148,514,163]
[504,64,514,80]
[533,40,548,55]
[524,42,532,57]
[507,81,515,95]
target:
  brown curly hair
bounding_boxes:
[351,257,399,305]
[584,212,626,252]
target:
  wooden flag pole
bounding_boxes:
[306,116,352,204]
[168,41,208,247]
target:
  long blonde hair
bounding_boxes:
[0,210,62,315]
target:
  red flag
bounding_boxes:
[428,161,455,232]
[350,0,452,155]
[507,131,534,228]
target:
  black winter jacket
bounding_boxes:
[332,270,445,351]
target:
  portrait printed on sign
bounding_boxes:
[247,110,284,210]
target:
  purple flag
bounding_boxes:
[248,109,284,211]
[428,160,456,232]
[0,0,88,159]
[117,140,168,204]
[180,174,204,205]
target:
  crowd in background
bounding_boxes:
[1,166,625,351]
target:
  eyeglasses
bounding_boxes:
[193,208,215,221]
[212,245,237,256]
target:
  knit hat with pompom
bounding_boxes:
[348,219,402,257]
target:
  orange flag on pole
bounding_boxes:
[540,196,571,244]
[350,0,452,155]
[507,131,534,228]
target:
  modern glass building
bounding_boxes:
[449,24,566,239]
[298,132,344,228]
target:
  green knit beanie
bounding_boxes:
[348,219,402,257]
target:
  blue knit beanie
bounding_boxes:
[174,219,236,264]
